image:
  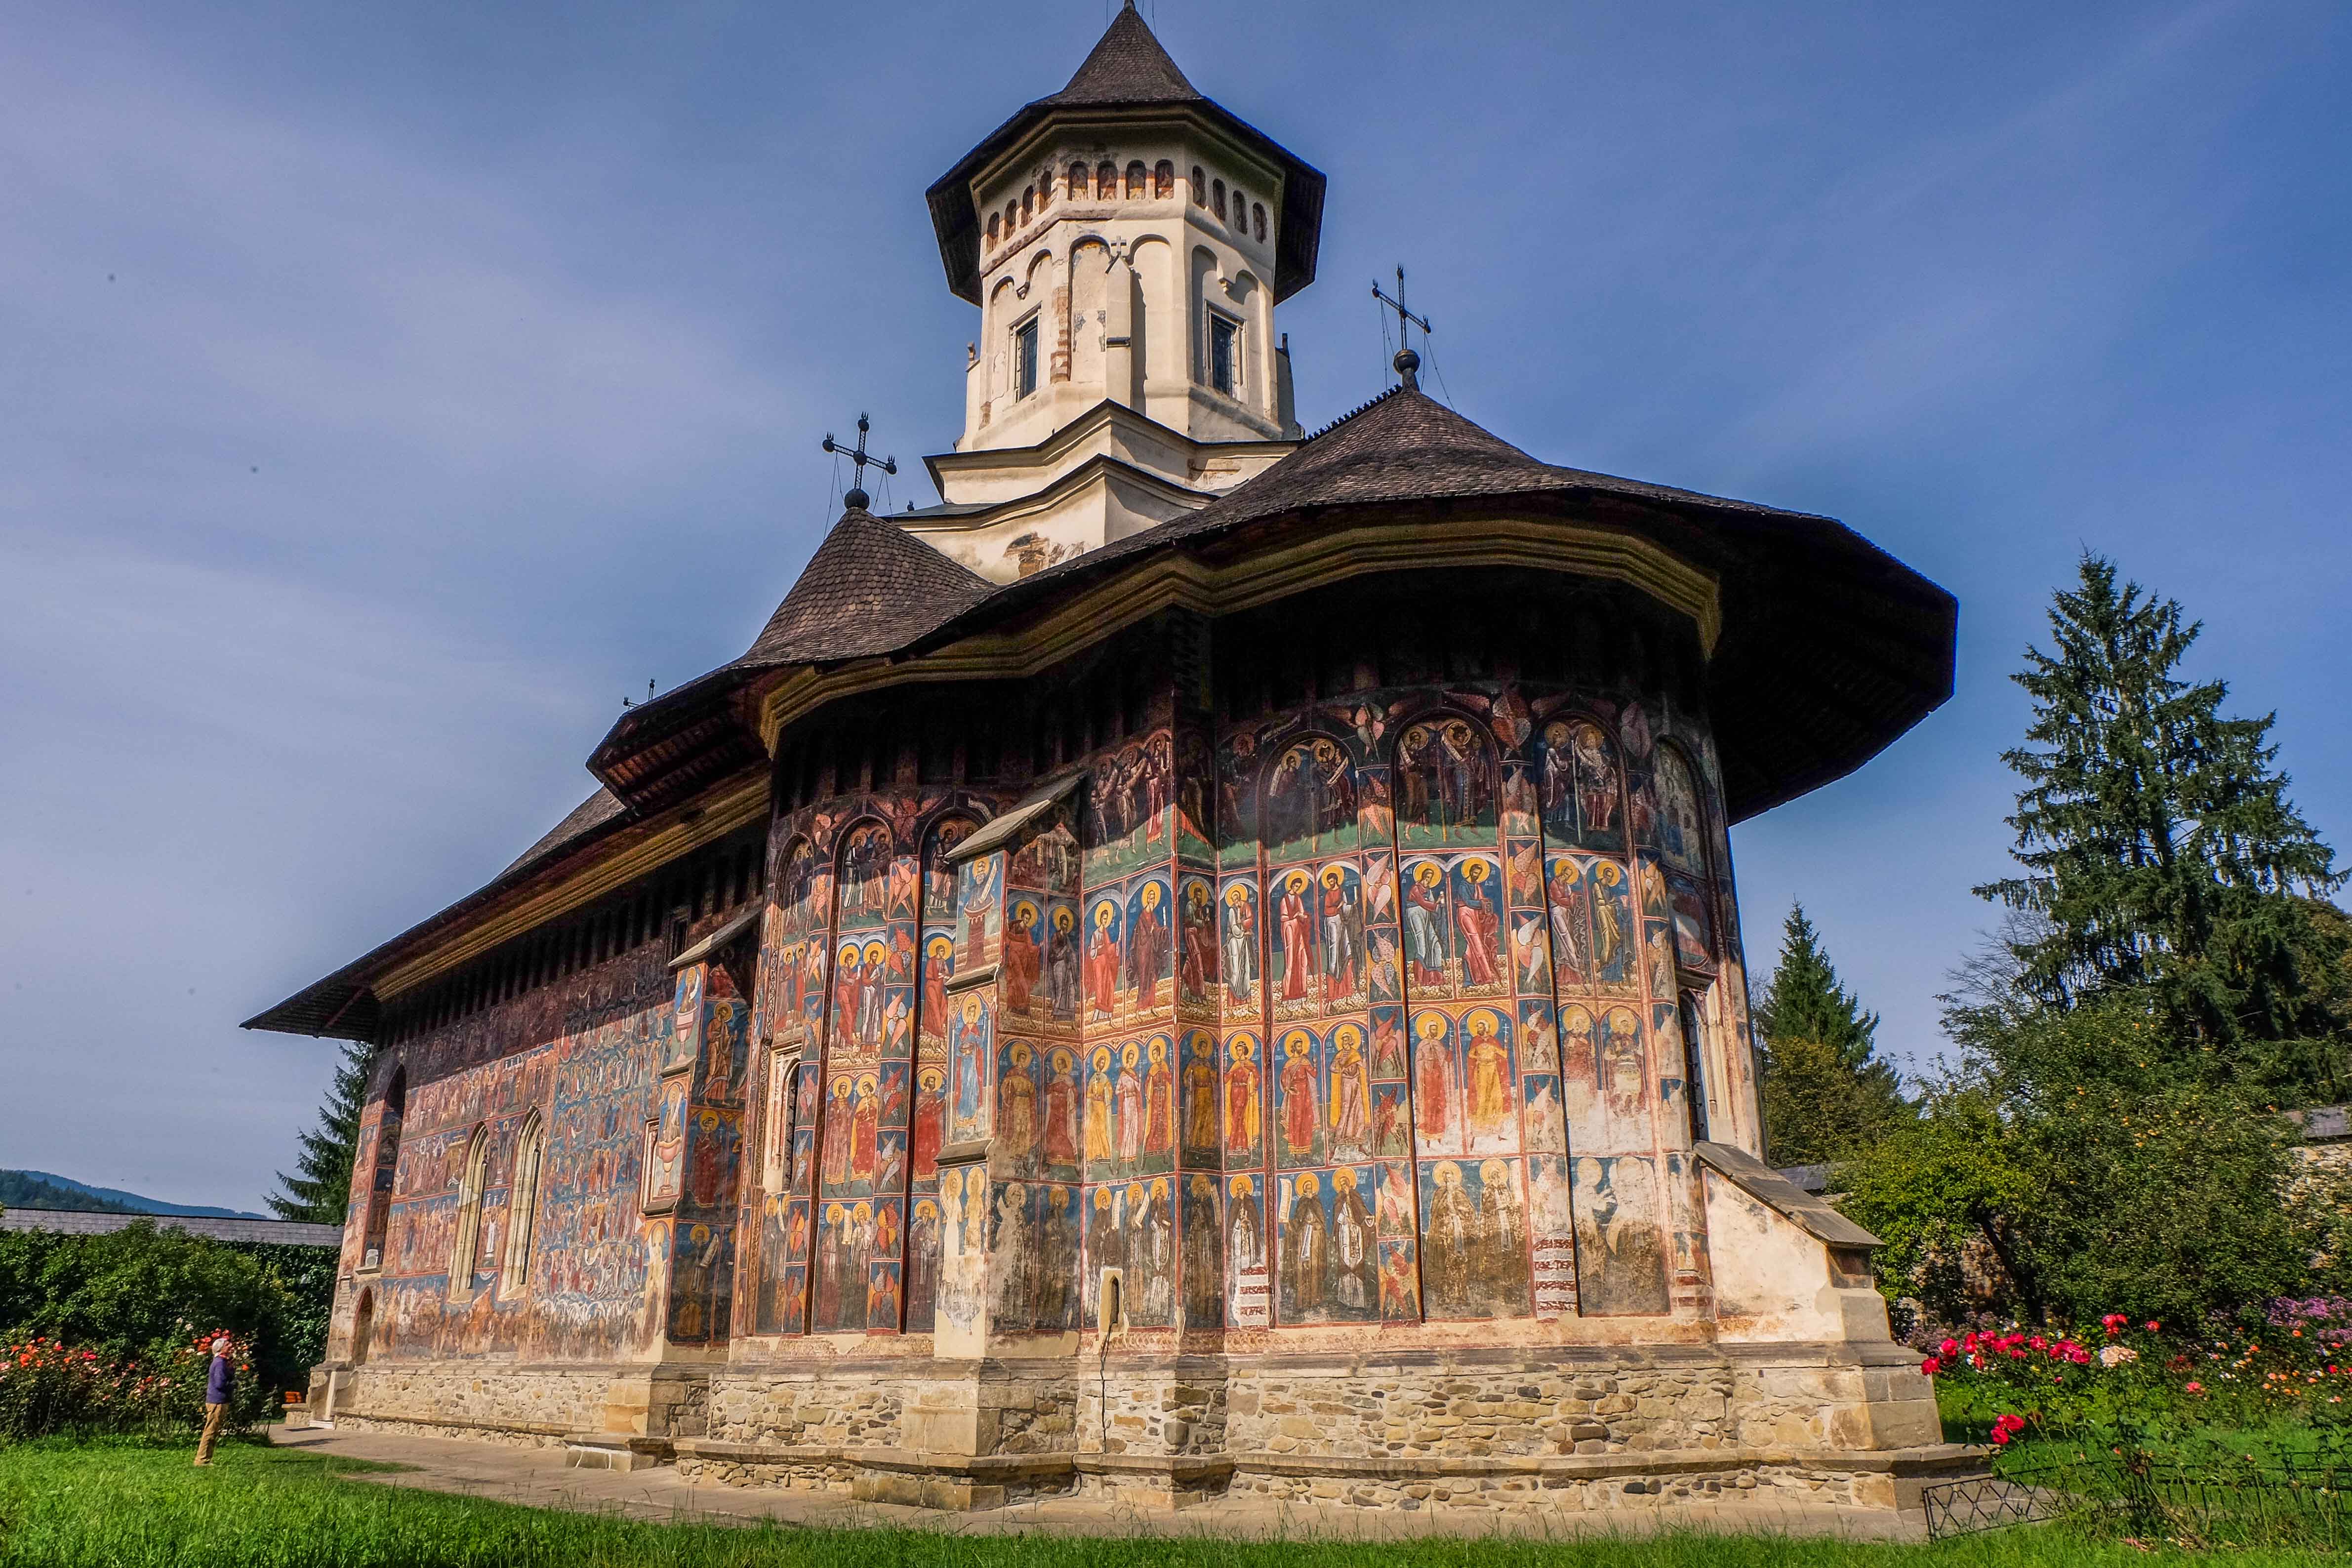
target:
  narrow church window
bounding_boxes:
[987,213,999,248]
[362,1068,404,1270]
[1191,164,1206,203]
[1212,178,1226,220]
[499,1113,544,1297]
[1014,318,1040,399]
[447,1126,490,1301]
[1678,991,1711,1144]
[1209,313,1238,395]
[1068,161,1087,199]
[1021,186,1034,223]
[1154,160,1174,198]
[1096,161,1116,199]
[1254,201,1266,242]
[1126,160,1146,198]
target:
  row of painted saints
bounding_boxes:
[757,704,1714,1332]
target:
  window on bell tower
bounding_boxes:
[1208,313,1238,396]
[1014,317,1040,399]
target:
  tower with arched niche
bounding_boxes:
[909,1,1324,582]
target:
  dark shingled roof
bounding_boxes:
[1048,1,1200,105]
[927,3,1325,304]
[736,505,995,667]
[498,787,625,878]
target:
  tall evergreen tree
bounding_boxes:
[268,1041,372,1224]
[1757,903,1881,1068]
[1756,903,1910,1165]
[1974,555,2347,1085]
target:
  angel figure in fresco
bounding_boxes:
[1380,1241,1420,1319]
[1085,1047,1115,1164]
[1047,906,1080,1021]
[883,992,911,1054]
[1085,903,1121,1019]
[1506,838,1543,907]
[1332,1167,1375,1313]
[1221,885,1258,1004]
[1179,882,1215,1003]
[1003,902,1042,1013]
[1043,1048,1078,1167]
[1413,1014,1455,1146]
[1369,930,1401,1002]
[1318,866,1360,1004]
[1328,1025,1370,1159]
[1224,1039,1261,1154]
[1143,1037,1176,1156]
[1114,1042,1145,1164]
[1228,1174,1263,1272]
[1276,871,1315,1002]
[874,1132,905,1199]
[1455,862,1501,987]
[999,1045,1037,1156]
[1129,883,1170,1012]
[1464,1012,1512,1145]
[1403,863,1447,987]
[1512,912,1551,994]
[1278,1032,1319,1162]
[1181,1038,1218,1151]
[1421,1161,1477,1315]
[1520,1003,1559,1074]
[1284,1174,1329,1314]
[1524,1077,1565,1154]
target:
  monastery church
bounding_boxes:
[251,3,1964,1519]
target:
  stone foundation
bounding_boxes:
[308,1341,1963,1528]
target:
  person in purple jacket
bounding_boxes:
[193,1335,234,1466]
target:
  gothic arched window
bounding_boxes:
[498,1112,545,1297]
[1154,160,1174,199]
[446,1125,491,1300]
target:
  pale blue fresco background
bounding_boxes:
[2,0,2346,1207]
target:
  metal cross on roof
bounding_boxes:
[822,413,897,511]
[1372,267,1432,391]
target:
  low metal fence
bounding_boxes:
[1923,1452,2352,1549]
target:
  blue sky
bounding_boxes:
[2,0,2346,1209]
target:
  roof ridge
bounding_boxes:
[1304,382,1410,442]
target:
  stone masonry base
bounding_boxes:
[310,1343,1974,1527]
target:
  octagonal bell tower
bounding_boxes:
[911,2,1327,581]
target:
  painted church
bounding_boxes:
[252,2,1964,1520]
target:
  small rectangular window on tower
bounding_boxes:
[1209,314,1238,395]
[1014,318,1040,399]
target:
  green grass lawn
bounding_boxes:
[0,1438,2343,1568]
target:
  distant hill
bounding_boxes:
[0,1170,262,1219]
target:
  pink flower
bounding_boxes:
[2185,1381,2203,1394]
[1941,1338,1959,1358]
[2146,1322,2160,1333]
[1920,1356,1941,1377]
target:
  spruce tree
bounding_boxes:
[269,1041,372,1224]
[1974,555,2347,1086]
[1756,903,1910,1165]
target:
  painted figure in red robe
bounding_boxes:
[1279,1033,1318,1160]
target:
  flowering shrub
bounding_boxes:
[1914,1300,2352,1447]
[0,1330,270,1443]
